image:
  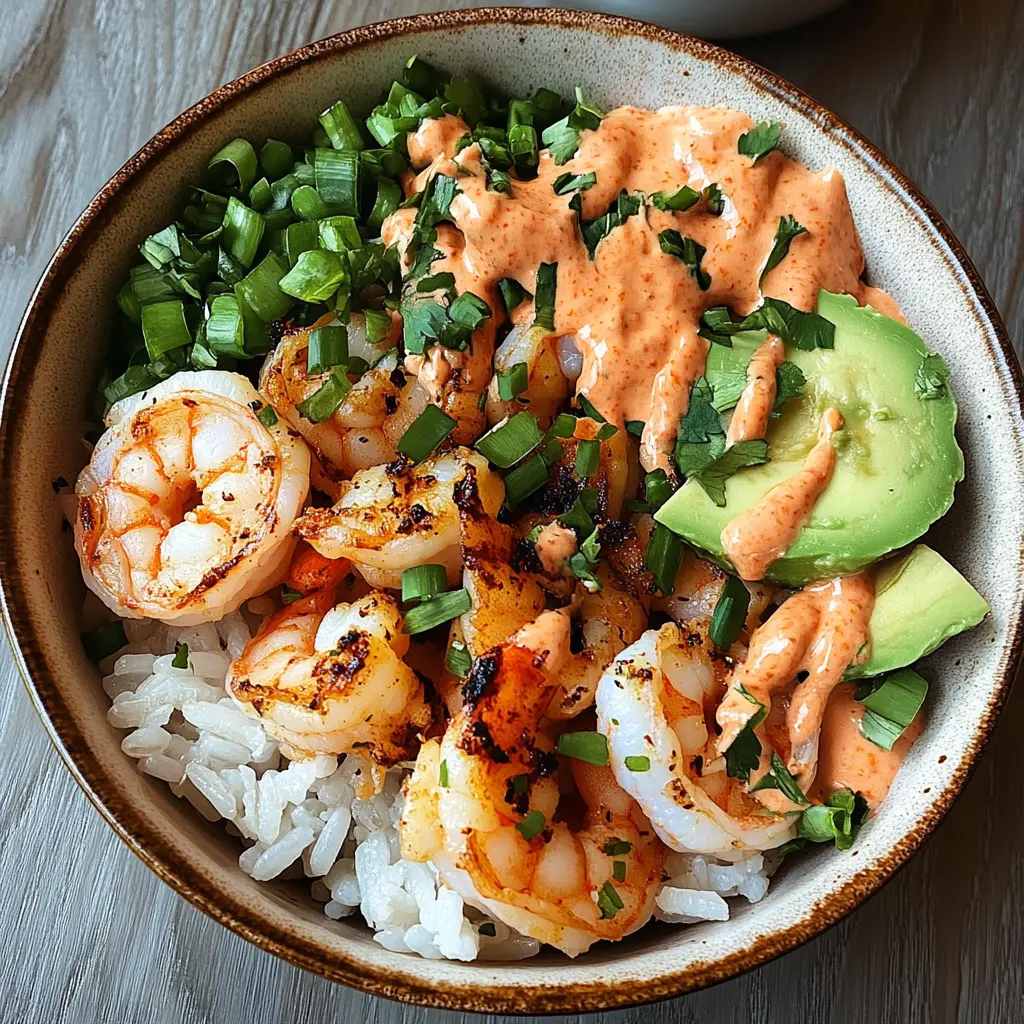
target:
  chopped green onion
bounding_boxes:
[575,438,600,479]
[291,185,331,221]
[368,178,402,232]
[596,423,618,441]
[205,294,246,357]
[249,177,272,212]
[260,140,294,180]
[396,404,457,463]
[439,759,449,787]
[296,370,352,423]
[724,688,768,782]
[709,575,751,650]
[141,299,192,359]
[208,138,258,191]
[855,669,928,750]
[283,220,319,267]
[318,215,362,253]
[281,586,303,605]
[559,496,595,538]
[510,773,530,795]
[749,751,810,805]
[612,860,627,882]
[402,564,448,604]
[643,523,683,596]
[549,413,577,439]
[498,278,526,315]
[445,641,472,678]
[103,365,160,406]
[603,839,631,856]
[533,262,557,331]
[760,215,808,285]
[237,252,293,322]
[624,755,651,772]
[556,731,609,766]
[320,99,365,152]
[648,185,701,211]
[448,292,491,331]
[402,588,472,635]
[798,789,868,851]
[314,148,360,216]
[404,55,441,96]
[81,621,127,662]
[172,642,190,670]
[497,362,529,400]
[503,454,550,509]
[279,250,348,302]
[221,197,264,268]
[626,419,645,437]
[306,325,349,375]
[475,412,542,468]
[254,402,278,427]
[597,880,623,918]
[515,809,546,841]
[577,394,606,422]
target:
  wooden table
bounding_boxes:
[2,1,1022,1021]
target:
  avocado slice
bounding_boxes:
[655,291,964,586]
[848,544,989,679]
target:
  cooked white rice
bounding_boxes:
[101,612,772,961]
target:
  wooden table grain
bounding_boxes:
[2,1,1023,1021]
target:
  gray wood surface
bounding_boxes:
[1,1,1022,1021]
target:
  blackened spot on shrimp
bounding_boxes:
[386,455,414,477]
[453,467,479,510]
[635,666,654,683]
[79,499,96,534]
[505,780,530,816]
[511,537,543,575]
[693,754,703,775]
[462,652,501,705]
[384,394,399,415]
[461,719,510,763]
[389,367,407,388]
[410,503,430,524]
[51,476,68,494]
[534,749,559,778]
[396,516,415,535]
[239,529,251,540]
[258,454,280,473]
[686,631,703,647]
[533,464,582,516]
[668,777,695,809]
[569,617,585,655]
[181,398,198,409]
[796,670,809,683]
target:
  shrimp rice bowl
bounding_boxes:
[65,56,989,962]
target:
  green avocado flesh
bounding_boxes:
[655,290,964,586]
[848,544,989,679]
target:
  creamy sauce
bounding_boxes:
[386,108,876,471]
[513,609,571,675]
[725,335,784,445]
[716,571,874,798]
[533,522,578,576]
[721,407,843,581]
[811,686,923,810]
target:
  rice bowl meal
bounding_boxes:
[63,54,990,963]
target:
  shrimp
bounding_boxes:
[399,612,666,957]
[485,324,570,429]
[259,314,426,496]
[596,623,797,858]
[228,589,431,777]
[74,371,309,625]
[295,447,503,590]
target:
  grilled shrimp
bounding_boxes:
[295,447,503,590]
[228,589,431,774]
[596,623,797,858]
[75,371,309,625]
[259,315,426,496]
[399,612,666,957]
[485,324,570,429]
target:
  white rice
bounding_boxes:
[102,613,772,960]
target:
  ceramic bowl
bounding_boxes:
[1,8,1021,1015]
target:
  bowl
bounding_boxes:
[1,7,1021,1015]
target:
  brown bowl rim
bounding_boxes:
[1,6,1021,1015]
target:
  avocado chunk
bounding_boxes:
[655,291,964,585]
[848,544,989,679]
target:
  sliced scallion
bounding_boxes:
[624,755,651,772]
[364,309,392,345]
[503,454,549,509]
[597,880,624,919]
[205,294,246,357]
[498,278,526,315]
[141,299,192,359]
[612,860,627,882]
[475,412,542,468]
[284,220,319,267]
[556,731,609,766]
[402,588,472,635]
[81,620,128,662]
[575,438,600,479]
[259,139,294,180]
[445,641,472,678]
[603,839,631,856]
[448,292,491,331]
[296,370,352,423]
[172,642,190,670]
[709,575,751,650]
[306,325,348,375]
[208,138,258,191]
[855,669,928,750]
[279,250,348,302]
[497,362,529,400]
[396,404,457,462]
[643,523,683,596]
[533,262,557,331]
[221,197,264,268]
[401,564,448,605]
[368,178,402,232]
[320,99,365,152]
[291,185,331,222]
[439,759,450,788]
[236,252,293,322]
[318,215,362,253]
[314,148,360,217]
[515,809,546,841]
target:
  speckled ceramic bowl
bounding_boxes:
[1,8,1021,1015]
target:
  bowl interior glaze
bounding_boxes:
[1,9,1021,1015]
